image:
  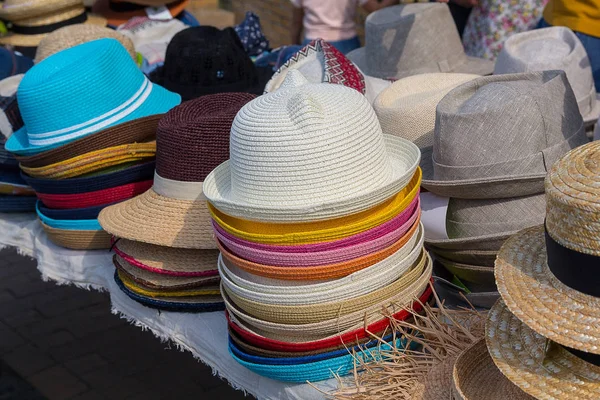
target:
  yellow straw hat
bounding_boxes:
[19,142,155,179]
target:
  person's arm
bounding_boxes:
[361,0,399,13]
[291,6,304,45]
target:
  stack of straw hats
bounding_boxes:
[451,141,600,399]
[0,0,107,51]
[376,70,588,308]
[0,74,36,212]
[98,93,255,313]
[202,71,432,382]
[6,38,180,249]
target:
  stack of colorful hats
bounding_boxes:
[6,38,180,249]
[201,71,432,382]
[0,74,36,213]
[452,141,600,399]
[98,93,255,312]
[407,71,585,308]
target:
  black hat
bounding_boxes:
[149,26,272,101]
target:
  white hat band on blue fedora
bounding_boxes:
[6,38,180,156]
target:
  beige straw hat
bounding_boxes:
[495,141,600,354]
[373,73,478,159]
[452,337,533,400]
[0,0,106,47]
[40,221,112,250]
[35,24,135,63]
[486,299,600,399]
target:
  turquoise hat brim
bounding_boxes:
[5,83,180,156]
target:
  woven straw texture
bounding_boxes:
[452,337,533,400]
[486,299,600,399]
[373,73,478,154]
[0,0,83,20]
[113,255,219,290]
[223,250,428,325]
[116,269,220,299]
[433,254,494,286]
[420,71,587,199]
[219,225,423,305]
[209,169,420,246]
[19,142,156,179]
[98,93,255,249]
[35,24,135,63]
[113,239,219,276]
[40,220,111,250]
[426,245,497,267]
[203,71,421,222]
[15,115,160,168]
[346,3,493,79]
[214,195,420,267]
[218,218,421,281]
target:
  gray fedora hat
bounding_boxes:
[433,253,495,287]
[495,27,600,127]
[425,246,497,267]
[423,192,546,250]
[421,71,588,199]
[433,276,499,310]
[347,3,493,80]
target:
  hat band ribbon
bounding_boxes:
[563,346,600,366]
[432,125,586,181]
[27,78,153,146]
[11,12,87,35]
[545,225,600,297]
[153,172,206,201]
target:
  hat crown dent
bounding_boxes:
[545,141,600,256]
[227,80,395,208]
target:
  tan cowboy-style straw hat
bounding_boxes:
[373,73,478,159]
[452,337,534,400]
[0,0,106,47]
[420,71,588,199]
[486,299,600,399]
[495,140,600,354]
[34,24,136,63]
[347,3,493,80]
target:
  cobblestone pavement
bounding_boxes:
[0,247,251,400]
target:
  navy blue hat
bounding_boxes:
[0,47,33,81]
[0,194,36,212]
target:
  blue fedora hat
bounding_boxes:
[21,160,155,194]
[6,38,181,156]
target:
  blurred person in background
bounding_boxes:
[290,0,400,54]
[538,0,600,88]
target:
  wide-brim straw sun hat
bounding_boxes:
[19,142,156,179]
[113,271,225,313]
[0,0,107,47]
[495,141,600,354]
[347,3,493,80]
[217,218,421,282]
[421,192,546,249]
[113,255,219,290]
[203,70,420,222]
[92,0,189,27]
[225,284,432,352]
[223,258,431,341]
[40,220,112,249]
[486,299,600,399]
[218,224,423,306]
[209,168,420,247]
[116,269,220,299]
[14,114,160,169]
[373,73,478,159]
[420,71,588,199]
[214,196,420,267]
[99,93,256,249]
[452,337,534,400]
[495,26,600,127]
[112,238,219,277]
[5,38,180,156]
[263,39,390,105]
[34,24,136,63]
[222,249,428,325]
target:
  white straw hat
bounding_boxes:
[495,26,600,126]
[373,73,479,159]
[203,70,421,222]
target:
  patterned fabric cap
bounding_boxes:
[234,11,269,57]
